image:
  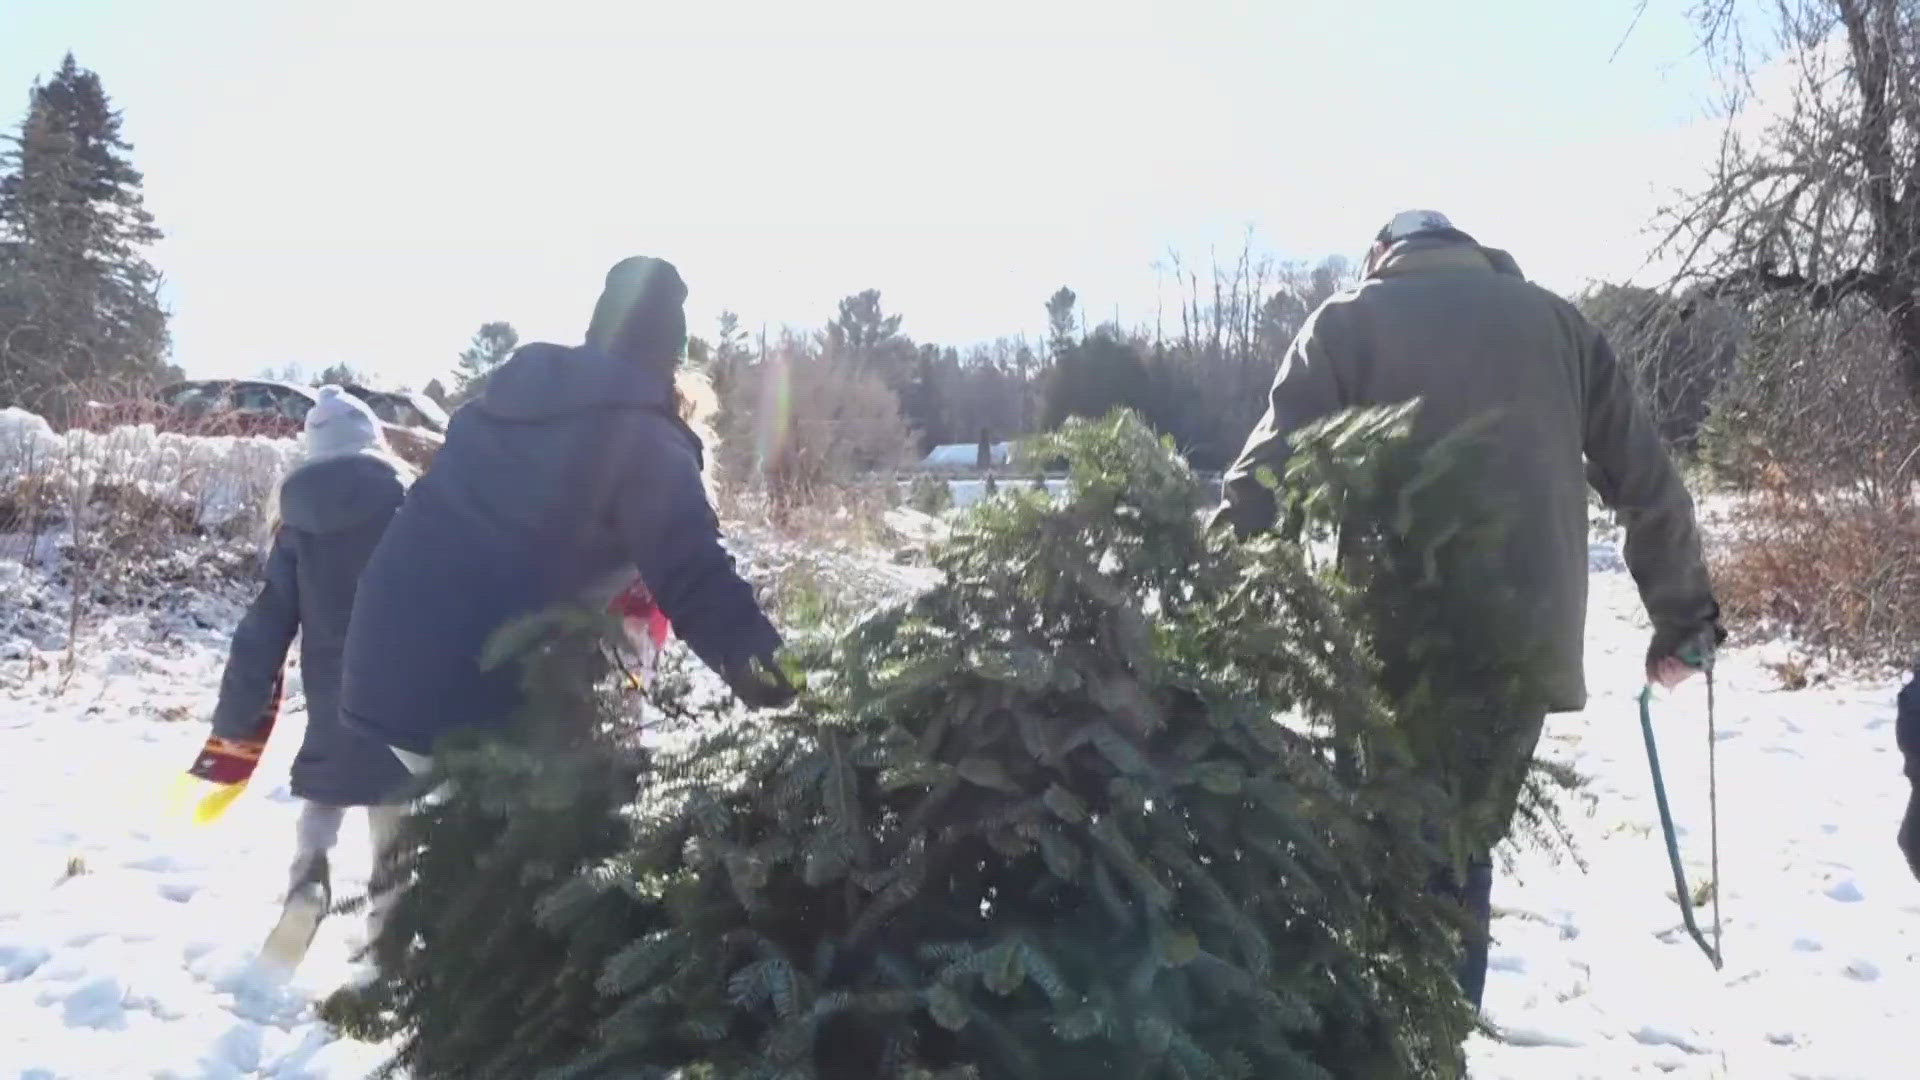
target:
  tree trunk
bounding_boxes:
[1895,292,1920,407]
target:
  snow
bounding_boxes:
[1,436,1917,1075]
[1467,557,1919,1078]
[0,555,398,1078]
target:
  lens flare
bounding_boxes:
[752,346,793,477]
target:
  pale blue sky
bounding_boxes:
[3,0,1728,389]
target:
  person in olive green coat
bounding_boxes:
[1216,210,1724,1010]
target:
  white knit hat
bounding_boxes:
[304,385,385,459]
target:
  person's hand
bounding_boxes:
[724,653,797,710]
[1647,656,1698,689]
[1647,615,1727,689]
[1900,788,1920,883]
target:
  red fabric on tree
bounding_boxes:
[610,579,672,649]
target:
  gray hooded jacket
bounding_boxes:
[211,450,415,805]
[1218,236,1718,713]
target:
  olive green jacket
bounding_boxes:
[1218,237,1717,712]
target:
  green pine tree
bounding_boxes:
[342,408,1580,1079]
[1041,328,1155,432]
[0,54,169,416]
[450,321,519,406]
[315,361,365,387]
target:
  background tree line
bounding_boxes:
[15,3,1920,667]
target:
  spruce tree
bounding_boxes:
[341,409,1575,1079]
[0,54,169,415]
[1267,404,1579,865]
[450,321,519,405]
[314,361,365,387]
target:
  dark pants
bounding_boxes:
[1431,852,1495,1008]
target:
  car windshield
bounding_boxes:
[359,396,403,425]
[355,390,447,432]
[164,384,225,411]
[231,384,311,420]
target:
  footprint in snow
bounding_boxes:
[1844,958,1880,982]
[1492,1024,1584,1049]
[1825,879,1866,903]
[1791,938,1823,953]
[1630,1025,1711,1054]
[59,974,130,1030]
[0,941,51,980]
[203,1022,265,1075]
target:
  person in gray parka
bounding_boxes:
[1217,210,1724,1012]
[205,386,415,956]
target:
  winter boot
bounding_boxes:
[260,850,331,972]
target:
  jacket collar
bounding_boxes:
[1371,237,1525,281]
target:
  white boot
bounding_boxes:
[259,803,343,973]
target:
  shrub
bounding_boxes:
[715,340,916,526]
[1712,480,1920,666]
[906,474,953,515]
[1701,298,1920,662]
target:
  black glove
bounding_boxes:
[724,653,797,710]
[1900,788,1920,883]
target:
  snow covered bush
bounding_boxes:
[0,407,299,562]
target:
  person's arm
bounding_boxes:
[1898,669,1920,782]
[1578,317,1721,670]
[210,532,300,738]
[1898,670,1920,879]
[611,416,782,678]
[1216,307,1349,536]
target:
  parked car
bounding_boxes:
[79,379,445,470]
[341,386,447,468]
[341,385,449,435]
[80,379,318,440]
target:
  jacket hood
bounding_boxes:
[472,342,679,422]
[1372,236,1525,281]
[279,452,411,535]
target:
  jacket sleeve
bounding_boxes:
[211,531,300,738]
[1215,307,1349,536]
[613,415,782,675]
[1898,668,1920,782]
[1579,317,1720,660]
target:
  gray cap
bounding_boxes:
[1373,209,1469,245]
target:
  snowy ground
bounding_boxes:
[1468,559,1916,1078]
[0,530,1914,1077]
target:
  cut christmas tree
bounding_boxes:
[330,408,1571,1080]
